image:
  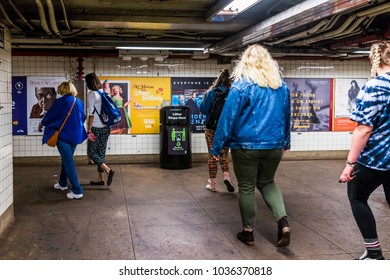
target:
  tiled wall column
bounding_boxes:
[0,24,14,235]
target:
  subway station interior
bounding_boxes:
[0,0,389,260]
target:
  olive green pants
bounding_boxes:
[231,149,287,229]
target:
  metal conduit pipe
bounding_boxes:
[0,2,24,33]
[292,4,390,46]
[291,15,357,46]
[268,19,329,45]
[45,0,61,36]
[332,16,367,38]
[35,0,52,36]
[8,0,35,30]
[268,2,376,47]
[327,34,379,50]
[59,0,71,32]
[356,2,390,16]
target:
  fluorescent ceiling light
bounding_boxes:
[116,46,205,51]
[208,0,262,22]
[353,50,370,54]
[224,0,262,14]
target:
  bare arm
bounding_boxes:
[87,115,94,133]
[339,123,373,182]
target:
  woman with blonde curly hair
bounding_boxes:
[210,44,291,247]
[339,40,390,260]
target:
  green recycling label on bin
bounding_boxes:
[167,126,189,155]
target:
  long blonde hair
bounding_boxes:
[369,40,390,78]
[231,44,282,89]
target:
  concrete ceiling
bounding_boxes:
[1,0,390,58]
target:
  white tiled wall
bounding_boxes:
[11,55,371,157]
[0,25,13,217]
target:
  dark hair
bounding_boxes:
[85,73,102,91]
[212,68,231,89]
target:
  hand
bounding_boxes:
[38,123,43,132]
[88,132,96,142]
[212,155,219,161]
[339,165,355,183]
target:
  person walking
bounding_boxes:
[85,73,115,186]
[200,69,235,192]
[210,44,291,247]
[339,40,390,260]
[39,81,88,199]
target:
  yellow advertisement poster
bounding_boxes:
[130,77,171,134]
[99,77,170,134]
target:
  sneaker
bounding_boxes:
[223,173,235,192]
[54,183,68,191]
[66,191,83,200]
[237,230,255,246]
[357,250,385,260]
[277,217,291,247]
[205,178,217,192]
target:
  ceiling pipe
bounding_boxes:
[291,3,390,46]
[45,0,61,36]
[327,34,380,50]
[59,0,71,32]
[35,0,52,36]
[0,2,24,33]
[209,0,371,54]
[291,15,357,46]
[8,0,35,30]
[267,19,329,45]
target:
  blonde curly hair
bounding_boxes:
[231,44,282,89]
[369,40,390,78]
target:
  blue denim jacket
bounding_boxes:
[199,84,228,127]
[41,94,88,145]
[210,79,291,156]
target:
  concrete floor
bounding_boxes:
[1,159,389,260]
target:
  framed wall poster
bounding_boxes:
[333,78,367,131]
[285,78,333,132]
[12,77,27,135]
[171,77,214,133]
[26,77,65,135]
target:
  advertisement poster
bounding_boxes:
[26,77,65,135]
[12,76,27,135]
[333,78,367,131]
[72,79,86,112]
[285,78,332,132]
[130,77,171,134]
[99,77,131,134]
[171,77,214,133]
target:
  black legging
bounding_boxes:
[347,163,390,239]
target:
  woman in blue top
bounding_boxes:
[210,44,291,247]
[339,40,390,260]
[200,69,235,193]
[39,81,88,200]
